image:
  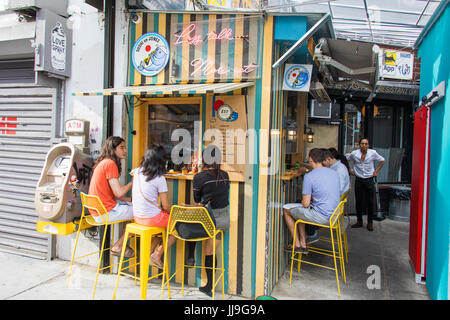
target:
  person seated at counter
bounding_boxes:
[187,144,230,297]
[131,145,176,269]
[322,148,350,196]
[282,148,340,254]
[88,136,134,258]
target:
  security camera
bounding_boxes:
[131,14,141,24]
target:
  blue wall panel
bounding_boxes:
[418,3,450,300]
[274,16,307,41]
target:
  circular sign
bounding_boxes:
[284,65,310,90]
[217,104,233,121]
[132,32,170,77]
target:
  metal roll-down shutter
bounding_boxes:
[0,87,57,260]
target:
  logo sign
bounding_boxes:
[65,119,85,134]
[51,22,66,71]
[379,50,414,80]
[132,32,170,77]
[213,99,239,122]
[282,64,313,92]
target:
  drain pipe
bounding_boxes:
[103,0,115,140]
[100,0,116,272]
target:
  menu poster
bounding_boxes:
[204,95,247,182]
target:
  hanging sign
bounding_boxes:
[282,64,313,92]
[379,49,414,80]
[170,15,262,82]
[132,32,170,77]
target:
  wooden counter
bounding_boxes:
[281,169,305,181]
[164,173,196,181]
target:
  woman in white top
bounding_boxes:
[347,138,385,231]
[132,146,176,268]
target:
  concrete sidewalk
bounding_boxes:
[0,218,429,300]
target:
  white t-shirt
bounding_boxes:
[346,149,385,179]
[131,168,168,219]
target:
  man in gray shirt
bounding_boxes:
[323,148,350,196]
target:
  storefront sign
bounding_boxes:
[170,15,262,82]
[132,32,170,77]
[282,64,313,92]
[205,95,248,182]
[379,50,414,81]
[51,22,66,71]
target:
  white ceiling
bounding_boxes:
[265,0,442,48]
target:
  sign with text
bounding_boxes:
[204,95,248,181]
[379,49,414,80]
[170,15,262,82]
[35,8,72,78]
[132,32,170,77]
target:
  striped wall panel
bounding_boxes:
[129,13,271,299]
[129,13,262,85]
[159,179,246,295]
[265,43,286,294]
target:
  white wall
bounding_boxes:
[113,0,129,140]
[57,0,105,263]
[64,0,104,159]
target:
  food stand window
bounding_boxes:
[144,98,201,171]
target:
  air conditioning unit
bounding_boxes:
[310,100,332,119]
[126,0,185,10]
[5,0,68,17]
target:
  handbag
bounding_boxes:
[136,171,169,217]
[175,201,216,239]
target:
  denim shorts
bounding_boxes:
[93,201,133,224]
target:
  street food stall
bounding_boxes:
[74,10,334,298]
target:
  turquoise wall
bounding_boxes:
[417,3,450,300]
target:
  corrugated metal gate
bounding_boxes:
[0,87,57,260]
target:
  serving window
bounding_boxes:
[144,98,202,171]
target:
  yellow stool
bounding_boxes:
[161,205,225,300]
[112,223,171,300]
[66,192,132,300]
[289,200,347,297]
[320,193,349,263]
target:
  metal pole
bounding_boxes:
[272,13,332,69]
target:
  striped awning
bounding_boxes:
[72,82,254,96]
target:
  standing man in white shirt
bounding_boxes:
[347,138,385,231]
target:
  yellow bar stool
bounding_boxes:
[161,205,225,300]
[289,200,347,297]
[112,223,171,300]
[340,192,349,263]
[310,193,349,264]
[66,192,132,300]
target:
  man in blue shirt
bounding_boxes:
[283,148,341,254]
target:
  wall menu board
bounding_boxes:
[204,95,247,182]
